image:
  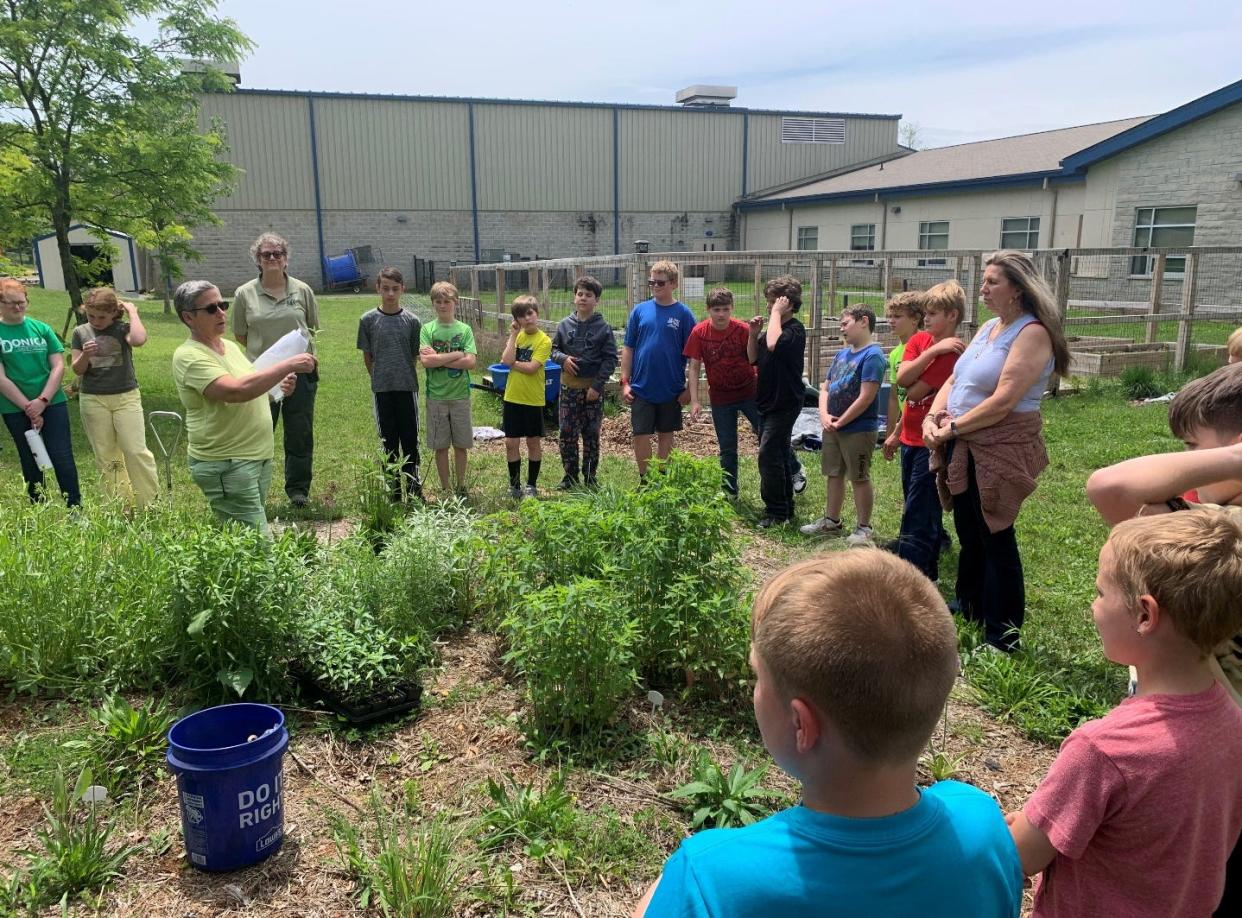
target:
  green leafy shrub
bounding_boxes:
[1119,365,1162,400]
[478,453,751,692]
[168,521,311,701]
[2,767,140,914]
[671,757,780,830]
[479,773,577,859]
[501,578,639,739]
[378,506,476,639]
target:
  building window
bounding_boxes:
[1000,216,1040,250]
[850,224,875,251]
[1130,206,1196,276]
[795,226,818,250]
[918,220,949,266]
[781,117,846,144]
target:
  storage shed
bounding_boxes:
[33,224,141,293]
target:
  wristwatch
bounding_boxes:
[950,420,959,438]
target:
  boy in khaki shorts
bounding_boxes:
[419,282,477,495]
[801,307,886,545]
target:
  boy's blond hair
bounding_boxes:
[923,279,965,324]
[511,295,539,319]
[429,281,458,303]
[1227,326,1242,362]
[1108,510,1242,655]
[1167,362,1242,440]
[886,290,925,327]
[751,551,958,764]
[649,260,679,285]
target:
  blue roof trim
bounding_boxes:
[1061,78,1242,173]
[221,87,900,121]
[737,171,1082,211]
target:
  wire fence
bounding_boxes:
[449,247,1242,381]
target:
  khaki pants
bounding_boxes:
[79,390,160,507]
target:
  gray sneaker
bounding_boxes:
[846,525,874,547]
[507,485,523,500]
[521,484,538,499]
[791,465,807,495]
[799,516,844,537]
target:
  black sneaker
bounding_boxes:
[289,493,308,508]
[791,465,807,495]
[583,476,599,490]
[756,516,789,530]
[556,476,578,491]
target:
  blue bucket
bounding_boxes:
[489,363,510,393]
[167,703,289,872]
[544,360,561,403]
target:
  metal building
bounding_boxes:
[190,87,904,292]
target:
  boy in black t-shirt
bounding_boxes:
[748,275,806,528]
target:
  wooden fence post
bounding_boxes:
[808,256,822,382]
[753,261,763,312]
[495,268,506,336]
[1174,252,1199,372]
[1145,254,1165,344]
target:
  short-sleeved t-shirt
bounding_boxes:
[232,275,320,360]
[172,338,274,461]
[71,321,138,395]
[504,328,551,407]
[624,299,696,404]
[646,781,1022,918]
[888,342,907,417]
[754,317,806,414]
[356,308,420,394]
[900,331,958,447]
[683,319,756,405]
[826,343,886,433]
[0,318,68,414]
[1025,683,1242,918]
[421,320,476,401]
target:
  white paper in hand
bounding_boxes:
[252,330,308,402]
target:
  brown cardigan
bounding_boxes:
[930,410,1047,533]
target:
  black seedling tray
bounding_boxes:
[293,666,423,726]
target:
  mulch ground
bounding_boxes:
[1,585,1057,916]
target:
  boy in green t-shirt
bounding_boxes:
[418,282,477,495]
[881,291,925,463]
[501,296,552,498]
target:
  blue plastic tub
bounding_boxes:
[167,703,289,872]
[489,361,562,404]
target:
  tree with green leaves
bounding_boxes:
[0,0,251,325]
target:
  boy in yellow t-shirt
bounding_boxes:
[501,296,552,499]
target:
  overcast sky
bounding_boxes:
[213,0,1242,148]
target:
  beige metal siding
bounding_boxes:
[313,98,471,211]
[474,104,612,211]
[619,109,743,211]
[746,115,898,192]
[199,94,316,209]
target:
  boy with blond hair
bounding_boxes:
[636,550,1022,917]
[501,296,551,498]
[1228,326,1242,364]
[881,290,926,464]
[892,280,966,580]
[419,281,477,495]
[1007,511,1242,917]
[621,260,696,479]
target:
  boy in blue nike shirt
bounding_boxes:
[635,550,1022,918]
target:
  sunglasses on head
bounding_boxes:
[190,300,230,315]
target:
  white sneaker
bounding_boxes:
[791,465,807,495]
[846,525,874,547]
[799,516,843,536]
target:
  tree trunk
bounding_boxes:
[52,193,85,339]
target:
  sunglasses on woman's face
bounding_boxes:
[190,300,230,315]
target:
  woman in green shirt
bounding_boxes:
[0,278,81,506]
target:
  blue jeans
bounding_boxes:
[897,444,944,581]
[710,398,800,496]
[3,402,81,506]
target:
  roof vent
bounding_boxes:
[178,59,241,85]
[675,85,737,107]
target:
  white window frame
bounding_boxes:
[1130,206,1196,278]
[795,226,819,251]
[1000,216,1040,250]
[849,224,875,251]
[917,220,949,267]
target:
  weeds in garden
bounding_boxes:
[671,756,779,830]
[479,773,577,860]
[62,695,177,797]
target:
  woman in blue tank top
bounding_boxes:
[920,251,1071,652]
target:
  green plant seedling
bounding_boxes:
[671,759,779,830]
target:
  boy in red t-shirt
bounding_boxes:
[1007,510,1242,918]
[686,287,802,498]
[891,280,965,581]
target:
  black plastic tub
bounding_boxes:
[293,666,423,727]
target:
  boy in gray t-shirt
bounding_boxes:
[356,268,422,501]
